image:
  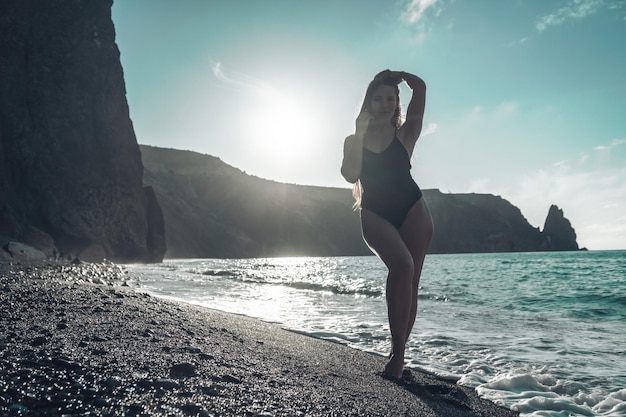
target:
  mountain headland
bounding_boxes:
[140,145,579,259]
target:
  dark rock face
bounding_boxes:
[140,145,580,258]
[0,1,165,262]
[542,205,579,251]
[143,186,167,263]
[425,191,546,254]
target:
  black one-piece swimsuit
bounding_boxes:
[360,136,423,229]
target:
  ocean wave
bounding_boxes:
[179,264,386,297]
[200,269,237,277]
[568,307,625,320]
[283,281,382,297]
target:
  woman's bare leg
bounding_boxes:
[361,209,414,378]
[399,198,434,345]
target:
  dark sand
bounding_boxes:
[0,261,519,417]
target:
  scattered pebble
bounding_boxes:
[169,362,196,378]
[154,378,180,390]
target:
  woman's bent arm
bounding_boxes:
[341,106,373,183]
[341,134,363,183]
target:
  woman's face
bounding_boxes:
[368,84,398,120]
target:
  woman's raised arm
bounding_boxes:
[398,71,426,146]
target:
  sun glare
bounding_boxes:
[244,84,321,175]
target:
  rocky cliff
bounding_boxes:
[0,1,165,262]
[140,145,580,258]
[425,191,546,253]
[543,205,579,251]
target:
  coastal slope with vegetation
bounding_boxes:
[140,145,579,259]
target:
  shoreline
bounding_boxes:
[0,260,519,416]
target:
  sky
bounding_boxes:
[111,0,626,250]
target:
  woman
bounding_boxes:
[341,69,433,379]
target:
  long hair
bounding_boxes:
[353,72,403,209]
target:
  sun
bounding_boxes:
[244,84,321,177]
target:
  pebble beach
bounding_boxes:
[0,260,519,417]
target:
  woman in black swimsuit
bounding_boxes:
[341,69,433,379]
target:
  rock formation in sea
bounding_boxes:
[542,205,579,251]
[140,145,580,258]
[0,1,165,262]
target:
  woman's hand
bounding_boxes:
[373,69,403,85]
[355,109,374,137]
[397,71,425,91]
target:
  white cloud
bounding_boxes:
[461,101,520,123]
[494,101,520,116]
[536,0,604,32]
[593,137,626,155]
[212,61,225,80]
[403,0,440,24]
[578,220,626,250]
[607,0,626,18]
[507,37,529,47]
[468,178,491,192]
[469,106,483,116]
[421,122,438,136]
[210,61,266,92]
[501,160,626,250]
[401,0,448,42]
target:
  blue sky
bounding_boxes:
[112,0,626,250]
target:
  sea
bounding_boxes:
[126,251,626,417]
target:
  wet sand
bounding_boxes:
[0,261,519,416]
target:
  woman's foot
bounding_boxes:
[383,353,404,379]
